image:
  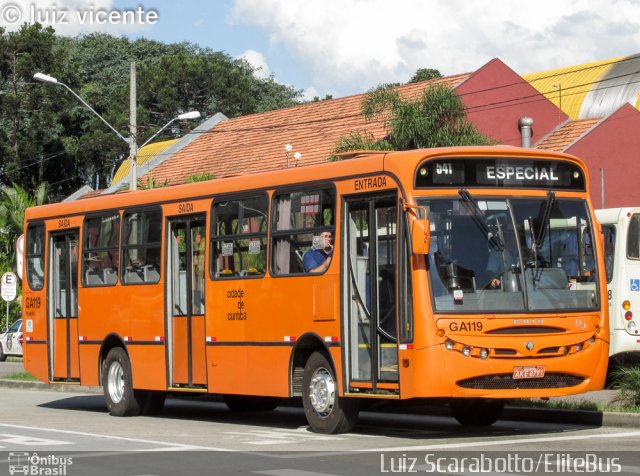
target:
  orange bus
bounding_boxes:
[21,146,609,433]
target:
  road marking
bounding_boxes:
[255,470,340,476]
[0,433,71,446]
[223,428,348,445]
[0,423,230,451]
[366,430,640,452]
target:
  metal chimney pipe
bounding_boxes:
[518,117,534,148]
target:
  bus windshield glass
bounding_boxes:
[418,196,598,313]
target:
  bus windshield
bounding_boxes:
[419,196,598,313]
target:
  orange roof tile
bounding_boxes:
[146,74,470,185]
[535,118,602,152]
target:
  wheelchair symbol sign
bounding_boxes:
[631,279,640,291]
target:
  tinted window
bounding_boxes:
[211,195,268,278]
[26,225,44,290]
[122,208,162,284]
[83,214,120,286]
[271,188,335,275]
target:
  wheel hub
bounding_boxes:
[308,367,335,416]
[107,360,125,403]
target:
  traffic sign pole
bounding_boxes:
[1,272,18,331]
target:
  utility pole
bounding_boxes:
[129,62,138,191]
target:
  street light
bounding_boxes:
[33,71,200,191]
[138,111,201,149]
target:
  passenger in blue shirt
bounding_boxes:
[303,231,333,273]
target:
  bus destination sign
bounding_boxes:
[415,157,586,191]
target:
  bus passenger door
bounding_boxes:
[48,231,80,382]
[344,194,399,393]
[166,215,207,388]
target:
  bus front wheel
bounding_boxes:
[0,343,6,362]
[449,398,504,426]
[302,351,359,434]
[102,347,146,416]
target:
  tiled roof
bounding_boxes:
[146,74,470,185]
[535,118,602,152]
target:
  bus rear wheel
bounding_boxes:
[302,351,359,434]
[102,347,146,416]
[449,398,504,426]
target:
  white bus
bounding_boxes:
[595,208,640,366]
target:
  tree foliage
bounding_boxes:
[333,81,494,156]
[0,182,47,273]
[0,24,302,201]
[409,68,443,83]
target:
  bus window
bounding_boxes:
[271,188,335,275]
[26,224,45,290]
[211,195,268,278]
[121,208,162,284]
[602,225,616,283]
[627,214,640,260]
[82,214,120,286]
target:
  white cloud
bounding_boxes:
[0,0,157,36]
[238,49,272,79]
[230,0,640,96]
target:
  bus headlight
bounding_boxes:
[628,321,637,333]
[575,343,582,352]
[479,348,489,359]
[462,346,472,357]
[445,340,454,351]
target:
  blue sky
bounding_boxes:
[3,0,640,100]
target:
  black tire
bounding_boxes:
[0,343,6,362]
[102,347,146,416]
[302,351,359,434]
[223,395,281,412]
[449,398,504,427]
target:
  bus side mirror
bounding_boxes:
[411,217,430,255]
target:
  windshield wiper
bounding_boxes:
[458,189,504,251]
[535,191,556,249]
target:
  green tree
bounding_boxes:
[0,182,47,271]
[332,82,493,156]
[409,68,443,83]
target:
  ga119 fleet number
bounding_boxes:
[449,321,483,332]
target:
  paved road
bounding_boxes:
[0,387,639,475]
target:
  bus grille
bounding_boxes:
[457,373,584,390]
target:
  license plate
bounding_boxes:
[513,365,545,379]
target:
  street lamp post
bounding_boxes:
[33,71,200,191]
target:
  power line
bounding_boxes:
[24,56,640,190]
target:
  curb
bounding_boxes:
[2,379,639,428]
[0,379,101,394]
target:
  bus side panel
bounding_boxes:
[208,346,290,396]
[172,317,189,384]
[69,323,80,379]
[128,346,167,390]
[23,290,48,383]
[78,345,100,386]
[191,315,207,385]
[52,320,67,377]
[126,285,166,390]
[206,275,340,397]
